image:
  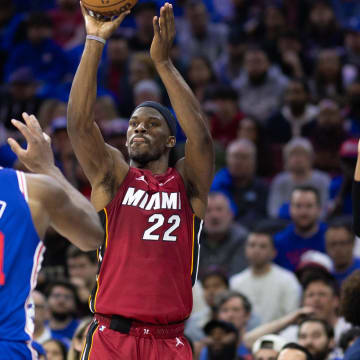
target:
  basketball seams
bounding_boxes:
[82,0,129,9]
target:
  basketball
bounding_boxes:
[82,0,138,17]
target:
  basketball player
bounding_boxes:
[68,2,214,359]
[0,113,104,359]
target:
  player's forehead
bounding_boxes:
[130,107,166,123]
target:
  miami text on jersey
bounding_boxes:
[122,187,181,210]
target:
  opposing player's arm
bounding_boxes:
[151,4,214,219]
[26,173,103,251]
[67,5,130,207]
[8,113,103,250]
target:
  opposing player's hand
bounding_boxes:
[150,2,175,65]
[80,1,130,40]
[8,113,55,174]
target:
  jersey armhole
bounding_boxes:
[16,171,29,202]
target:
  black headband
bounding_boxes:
[133,101,177,137]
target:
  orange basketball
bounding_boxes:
[82,0,138,17]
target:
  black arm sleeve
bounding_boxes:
[352,181,360,236]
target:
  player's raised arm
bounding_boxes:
[150,3,214,219]
[67,4,130,209]
[8,113,103,250]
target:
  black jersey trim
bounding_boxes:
[89,209,108,313]
[191,215,203,286]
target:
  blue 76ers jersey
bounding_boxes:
[0,168,45,342]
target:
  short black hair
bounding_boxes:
[327,216,354,242]
[45,279,81,308]
[291,185,321,206]
[215,290,252,314]
[201,267,229,288]
[303,273,339,297]
[250,222,277,247]
[298,318,334,339]
[204,319,238,337]
[281,343,313,360]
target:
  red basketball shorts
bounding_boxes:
[80,314,193,360]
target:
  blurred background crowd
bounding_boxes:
[3,0,360,359]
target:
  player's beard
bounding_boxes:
[129,145,165,166]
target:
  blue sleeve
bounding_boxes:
[210,170,238,216]
[329,176,342,200]
[3,45,24,81]
[199,347,208,360]
[0,144,17,168]
[273,234,290,270]
[0,14,25,53]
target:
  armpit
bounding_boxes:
[100,170,118,199]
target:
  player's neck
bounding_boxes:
[130,158,170,175]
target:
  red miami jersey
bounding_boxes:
[89,167,203,324]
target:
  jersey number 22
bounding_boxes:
[143,214,180,241]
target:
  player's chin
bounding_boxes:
[129,148,147,159]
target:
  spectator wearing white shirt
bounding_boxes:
[230,224,301,324]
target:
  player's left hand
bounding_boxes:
[7,112,55,173]
[80,2,130,40]
[150,2,175,65]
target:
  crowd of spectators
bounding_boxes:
[3,0,360,359]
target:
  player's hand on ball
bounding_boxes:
[150,2,175,65]
[7,112,55,174]
[80,1,130,40]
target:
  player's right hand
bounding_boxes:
[7,112,55,174]
[80,1,130,40]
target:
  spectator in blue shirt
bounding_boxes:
[274,185,327,272]
[46,280,80,348]
[4,12,70,86]
[211,139,269,229]
[325,217,360,286]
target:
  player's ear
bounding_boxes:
[166,136,176,148]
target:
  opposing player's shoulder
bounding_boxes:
[25,173,65,203]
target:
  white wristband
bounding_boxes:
[86,35,106,45]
